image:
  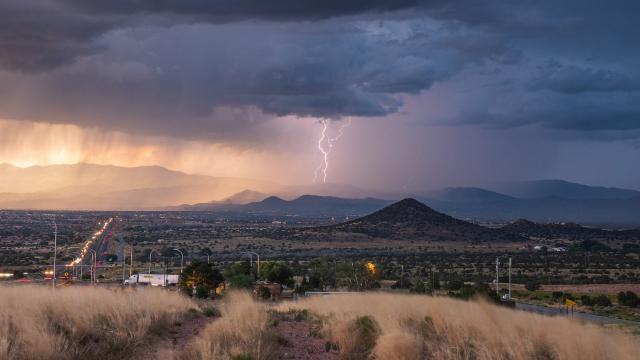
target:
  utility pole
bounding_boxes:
[52,219,58,289]
[246,251,260,279]
[508,258,512,300]
[129,246,133,277]
[495,257,500,297]
[122,251,126,284]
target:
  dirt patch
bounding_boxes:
[137,314,214,360]
[272,312,339,360]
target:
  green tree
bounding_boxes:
[225,261,252,277]
[179,261,224,298]
[308,258,336,291]
[228,274,254,289]
[260,261,293,287]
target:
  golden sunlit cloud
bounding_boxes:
[0,118,313,183]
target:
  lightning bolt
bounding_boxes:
[313,118,352,183]
[313,120,328,184]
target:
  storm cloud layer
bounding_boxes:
[1,0,639,140]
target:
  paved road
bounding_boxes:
[516,302,640,326]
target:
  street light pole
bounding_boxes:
[149,249,158,274]
[173,249,184,274]
[74,257,80,280]
[88,249,97,286]
[52,219,57,289]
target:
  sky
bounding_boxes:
[1,0,639,191]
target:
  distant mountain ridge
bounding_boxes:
[0,163,279,210]
[488,180,640,200]
[1,163,639,226]
[173,194,392,217]
[501,218,640,241]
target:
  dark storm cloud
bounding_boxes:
[0,19,500,139]
[0,0,639,140]
[0,0,115,71]
[63,0,428,20]
[529,61,640,94]
[0,0,431,72]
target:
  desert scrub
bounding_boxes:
[202,306,221,318]
[277,292,640,360]
[182,292,277,360]
[0,285,194,360]
[338,315,381,360]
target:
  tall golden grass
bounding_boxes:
[277,293,640,360]
[0,285,194,360]
[182,292,276,360]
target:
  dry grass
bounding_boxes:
[277,293,640,360]
[0,285,194,360]
[181,292,277,360]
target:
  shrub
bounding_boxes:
[593,295,612,307]
[551,291,564,301]
[446,279,464,291]
[581,295,595,306]
[231,355,253,360]
[257,286,272,300]
[202,306,221,317]
[195,285,209,299]
[343,316,381,359]
[525,281,541,292]
[184,292,276,360]
[618,291,639,307]
[409,278,428,293]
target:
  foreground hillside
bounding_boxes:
[0,286,194,359]
[2,287,637,359]
[276,293,639,360]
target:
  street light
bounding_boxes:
[173,249,184,274]
[148,249,158,274]
[52,219,57,289]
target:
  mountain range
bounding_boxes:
[171,194,392,218]
[1,163,639,226]
[418,186,640,226]
[0,163,279,210]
